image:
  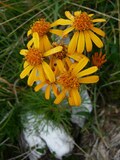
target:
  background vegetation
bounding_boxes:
[0,0,120,159]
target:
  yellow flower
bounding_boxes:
[34,72,59,100]
[20,32,62,86]
[54,57,99,106]
[27,18,63,51]
[52,11,106,54]
[50,42,87,74]
[92,52,107,68]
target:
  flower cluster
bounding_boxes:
[19,10,106,106]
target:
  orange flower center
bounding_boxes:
[26,48,43,66]
[32,19,51,36]
[73,12,93,31]
[58,71,79,88]
[52,42,67,60]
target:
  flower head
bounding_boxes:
[20,32,62,86]
[50,42,87,75]
[54,57,99,106]
[92,52,107,68]
[27,19,63,51]
[34,73,59,100]
[31,19,51,37]
[25,48,43,66]
[52,42,68,60]
[73,12,93,31]
[52,11,106,54]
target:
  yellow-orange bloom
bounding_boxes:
[34,75,59,100]
[50,42,87,75]
[20,32,62,86]
[54,57,99,106]
[27,18,63,51]
[52,11,106,54]
[92,52,107,68]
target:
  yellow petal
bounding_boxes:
[65,11,74,21]
[20,65,33,79]
[49,57,55,68]
[91,27,105,37]
[77,66,98,78]
[88,30,103,48]
[56,59,66,73]
[36,65,46,81]
[72,57,89,75]
[42,61,55,82]
[34,82,46,92]
[27,39,34,49]
[49,29,63,36]
[63,27,74,36]
[45,85,51,99]
[84,30,92,52]
[28,67,37,86]
[69,63,77,72]
[20,49,28,55]
[74,11,81,16]
[92,18,106,23]
[79,75,99,83]
[88,14,94,17]
[27,29,32,36]
[39,36,44,52]
[69,53,86,62]
[77,31,85,53]
[43,35,51,51]
[23,61,29,68]
[51,18,72,27]
[64,57,72,68]
[68,90,74,106]
[34,76,40,82]
[33,32,39,49]
[52,84,58,97]
[68,96,74,106]
[70,89,81,106]
[54,89,66,104]
[44,46,63,57]
[68,53,80,61]
[68,32,79,54]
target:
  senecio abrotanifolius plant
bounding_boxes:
[19,10,106,107]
